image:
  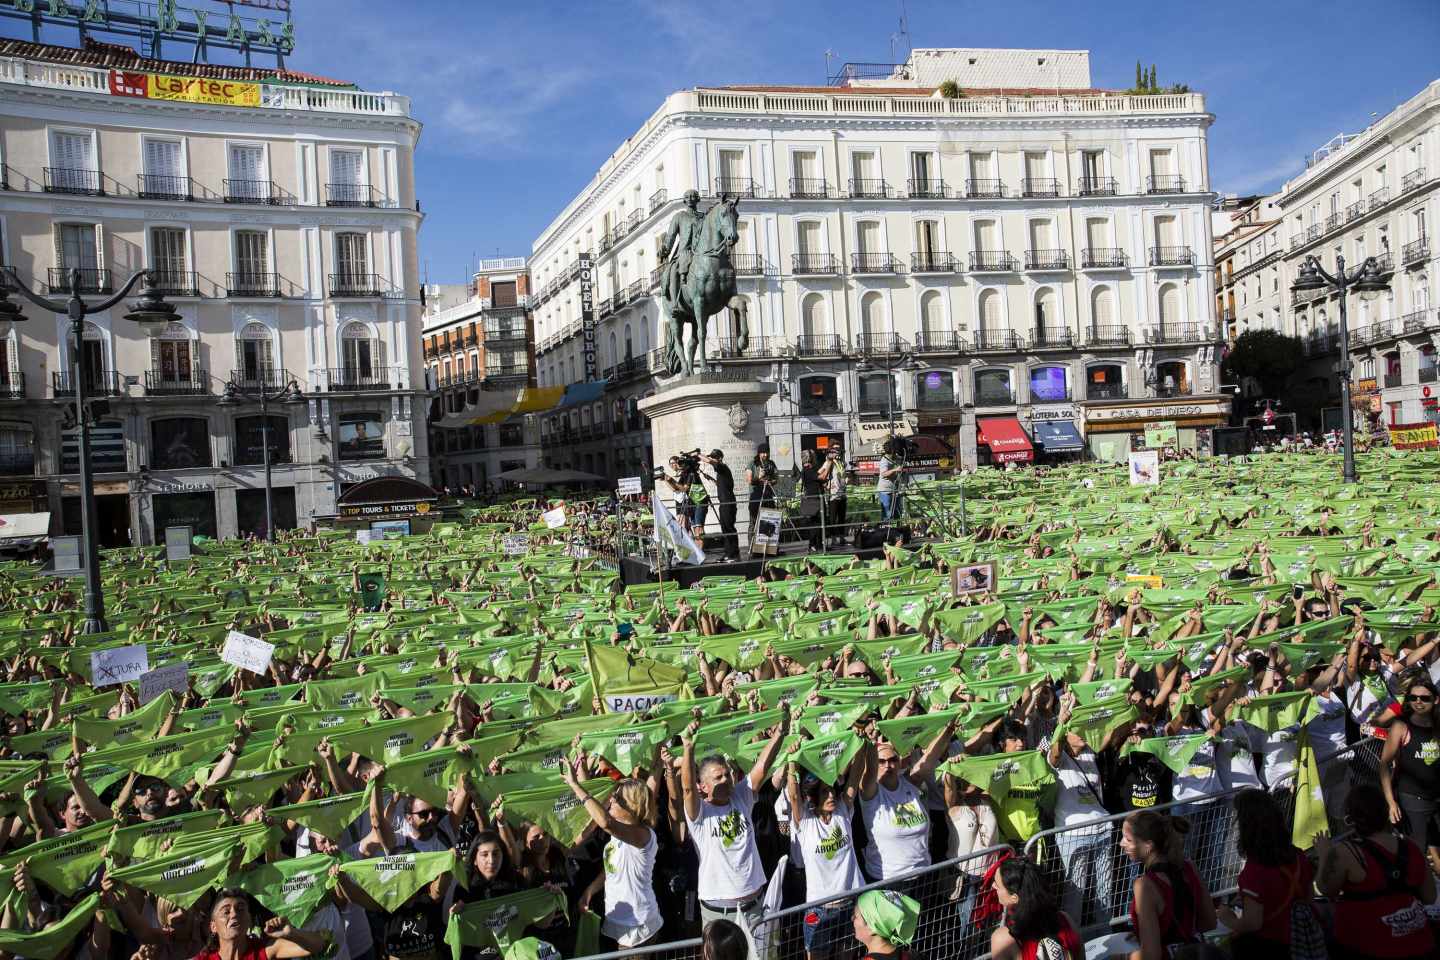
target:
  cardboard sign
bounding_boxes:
[1128,450,1160,486]
[501,534,530,556]
[91,644,149,688]
[1125,574,1165,590]
[1143,421,1178,449]
[222,630,275,675]
[164,525,192,562]
[952,563,996,597]
[52,535,83,573]
[617,476,643,497]
[542,507,567,529]
[138,662,189,704]
[752,507,782,556]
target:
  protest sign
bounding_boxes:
[222,631,275,675]
[542,507,566,529]
[617,476,642,496]
[1129,449,1160,485]
[164,525,191,562]
[1144,421,1178,449]
[90,644,149,688]
[138,662,190,704]
[752,507,782,556]
[952,562,995,597]
[502,534,530,556]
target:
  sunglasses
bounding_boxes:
[1406,693,1435,704]
[411,808,442,819]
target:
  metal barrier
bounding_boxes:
[572,938,703,960]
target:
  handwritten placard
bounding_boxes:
[91,645,149,688]
[138,662,189,704]
[222,630,275,675]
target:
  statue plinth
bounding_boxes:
[637,377,772,480]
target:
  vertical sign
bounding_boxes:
[579,254,596,381]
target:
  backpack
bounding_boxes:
[1289,900,1328,960]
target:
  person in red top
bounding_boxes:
[1120,810,1216,960]
[1216,789,1318,960]
[988,857,1083,960]
[1316,783,1438,960]
[193,889,331,960]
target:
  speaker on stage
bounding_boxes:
[855,524,912,549]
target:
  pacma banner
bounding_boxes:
[1387,421,1440,450]
[110,70,261,107]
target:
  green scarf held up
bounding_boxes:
[0,819,113,896]
[383,747,473,809]
[497,778,616,846]
[785,730,864,786]
[444,887,568,960]
[212,765,311,812]
[108,839,240,908]
[338,848,463,913]
[106,809,230,862]
[88,725,234,786]
[73,690,174,746]
[234,853,338,926]
[1119,732,1212,776]
[1061,694,1138,751]
[576,720,670,776]
[269,788,371,842]
[330,713,451,766]
[874,707,964,755]
[1233,690,1315,733]
[940,749,1054,804]
[796,703,871,740]
[0,893,101,960]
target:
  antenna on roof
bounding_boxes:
[824,49,835,85]
[893,0,911,65]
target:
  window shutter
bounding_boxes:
[52,224,63,272]
[93,222,104,273]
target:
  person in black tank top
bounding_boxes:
[1379,677,1440,871]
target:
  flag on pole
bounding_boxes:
[653,495,704,565]
[1292,728,1328,851]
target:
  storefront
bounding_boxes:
[0,479,46,514]
[333,476,440,534]
[1023,405,1083,463]
[1082,397,1231,463]
[152,490,219,541]
[236,487,298,540]
[976,417,1034,466]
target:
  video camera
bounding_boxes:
[882,435,919,460]
[654,448,703,479]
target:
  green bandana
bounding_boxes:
[235,853,338,926]
[786,731,863,785]
[1119,732,1212,775]
[444,888,567,960]
[0,819,113,896]
[0,893,101,960]
[270,788,371,842]
[331,713,451,766]
[107,809,230,862]
[497,778,616,846]
[338,849,462,913]
[73,691,174,746]
[856,889,920,946]
[940,749,1054,803]
[108,838,240,908]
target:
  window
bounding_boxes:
[328,147,366,204]
[227,144,267,200]
[977,288,1003,332]
[968,151,994,182]
[914,219,939,256]
[142,138,186,198]
[0,421,34,476]
[234,415,291,466]
[1155,215,1179,248]
[150,417,211,469]
[491,280,517,307]
[1034,288,1058,340]
[1155,361,1189,397]
[920,290,945,334]
[1085,218,1110,250]
[857,373,897,414]
[797,375,838,414]
[856,220,881,255]
[151,323,193,384]
[1029,365,1069,402]
[850,151,878,185]
[338,412,385,460]
[499,423,523,446]
[860,291,885,338]
[56,223,99,272]
[149,227,188,289]
[717,149,746,190]
[1028,219,1056,251]
[1158,283,1181,329]
[1148,148,1175,178]
[234,230,269,280]
[341,322,382,379]
[1088,364,1124,400]
[335,232,369,282]
[49,130,96,192]
[974,368,1013,406]
[1024,151,1048,183]
[801,292,826,337]
[910,151,934,190]
[914,369,955,409]
[1081,150,1104,182]
[974,219,998,251]
[797,221,823,257]
[792,150,820,184]
[236,322,275,384]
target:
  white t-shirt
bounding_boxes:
[1171,729,1222,803]
[685,778,766,903]
[795,800,865,903]
[301,902,351,960]
[1215,724,1261,790]
[602,827,662,946]
[1347,676,1397,731]
[1260,724,1300,787]
[861,777,931,879]
[1051,747,1108,827]
[774,791,805,868]
[1307,691,1350,756]
[945,802,999,877]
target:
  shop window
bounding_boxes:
[234,415,292,466]
[914,370,956,409]
[150,417,211,470]
[798,376,838,414]
[974,368,1013,406]
[1029,365,1070,403]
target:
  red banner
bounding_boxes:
[1388,422,1439,450]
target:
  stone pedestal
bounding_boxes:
[637,376,773,486]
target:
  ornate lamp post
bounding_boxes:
[216,377,306,542]
[1290,255,1391,483]
[854,347,924,436]
[0,268,177,633]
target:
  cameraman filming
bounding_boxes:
[817,447,848,547]
[703,449,740,562]
[876,436,904,522]
[662,452,710,545]
[745,446,779,532]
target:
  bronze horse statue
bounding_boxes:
[661,195,749,377]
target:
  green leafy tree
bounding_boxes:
[938,79,962,99]
[1149,65,1158,91]
[1222,329,1305,399]
[1136,61,1143,89]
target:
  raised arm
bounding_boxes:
[908,715,959,785]
[680,724,701,822]
[748,709,792,791]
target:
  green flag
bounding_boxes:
[384,747,473,809]
[106,809,229,862]
[1292,729,1328,851]
[941,749,1054,803]
[444,887,568,960]
[339,849,461,913]
[73,691,174,746]
[234,853,338,926]
[109,839,240,908]
[497,778,616,846]
[0,893,101,960]
[330,713,451,766]
[875,708,963,755]
[1119,733,1211,775]
[270,789,370,842]
[585,640,692,713]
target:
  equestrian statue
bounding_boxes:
[657,189,749,377]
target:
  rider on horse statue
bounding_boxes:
[656,190,749,377]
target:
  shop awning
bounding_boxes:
[556,380,610,410]
[1032,419,1084,452]
[977,417,1034,463]
[0,512,49,541]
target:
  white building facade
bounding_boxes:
[529,50,1227,475]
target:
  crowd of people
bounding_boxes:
[0,452,1436,960]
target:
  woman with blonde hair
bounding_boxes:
[563,757,663,951]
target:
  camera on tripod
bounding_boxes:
[655,449,703,480]
[882,435,918,461]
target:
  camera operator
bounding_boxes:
[662,452,710,543]
[703,449,740,562]
[817,447,848,548]
[745,446,779,532]
[876,437,904,522]
[798,450,824,551]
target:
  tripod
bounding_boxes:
[746,474,806,557]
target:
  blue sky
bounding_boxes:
[7,0,1439,281]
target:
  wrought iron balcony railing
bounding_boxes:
[792,254,841,275]
[224,178,280,204]
[44,166,102,195]
[145,367,210,396]
[1082,248,1128,268]
[1146,174,1186,194]
[227,272,282,297]
[847,178,891,199]
[47,267,111,294]
[788,177,830,199]
[325,183,381,207]
[851,253,900,274]
[968,251,1017,272]
[965,178,1006,199]
[1078,176,1118,197]
[137,173,193,201]
[1024,249,1070,271]
[909,252,957,273]
[1021,177,1061,198]
[1150,246,1195,267]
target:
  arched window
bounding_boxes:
[977,289,1002,333]
[1029,364,1069,403]
[340,322,383,384]
[639,319,650,355]
[1087,363,1125,401]
[1157,283,1181,331]
[623,323,634,360]
[1034,287,1058,342]
[67,320,107,390]
[801,293,827,339]
[150,417,211,470]
[608,331,618,368]
[920,290,945,334]
[1090,286,1115,338]
[974,368,1013,406]
[797,375,838,414]
[860,291,885,340]
[1155,360,1189,397]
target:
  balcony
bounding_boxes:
[973,329,1021,352]
[1146,174,1186,194]
[622,210,642,234]
[1383,372,1403,389]
[43,166,103,195]
[1030,328,1073,349]
[231,368,291,392]
[1345,200,1364,222]
[0,370,24,399]
[1401,168,1426,192]
[1024,249,1070,271]
[483,325,527,345]
[325,367,396,391]
[328,273,387,298]
[1154,384,1193,398]
[53,370,123,397]
[1367,187,1390,211]
[789,178,830,199]
[1348,325,1381,347]
[1374,252,1394,274]
[968,251,1017,272]
[974,386,1016,406]
[145,367,209,396]
[1401,237,1429,266]
[1150,246,1195,267]
[598,231,613,253]
[713,177,757,198]
[795,334,842,356]
[732,254,767,275]
[1325,212,1342,232]
[1078,176,1118,197]
[1148,324,1205,344]
[1088,326,1132,347]
[137,173,193,201]
[1021,177,1061,198]
[325,183,381,207]
[851,252,900,274]
[227,272,282,297]
[966,179,1006,199]
[46,267,111,295]
[799,396,842,415]
[147,269,199,297]
[914,330,965,353]
[848,178,891,199]
[1081,248,1129,269]
[224,179,280,204]
[713,336,777,360]
[649,188,667,213]
[906,178,947,199]
[1420,365,1438,384]
[792,254,841,275]
[1087,381,1128,401]
[857,333,909,355]
[485,365,527,383]
[1402,310,1435,334]
[910,252,957,273]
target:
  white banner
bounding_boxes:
[653,495,704,565]
[1128,450,1161,486]
[91,644,149,688]
[222,630,275,675]
[138,662,189,704]
[542,507,567,529]
[501,534,530,555]
[617,476,643,497]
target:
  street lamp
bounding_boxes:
[216,376,306,542]
[0,267,176,633]
[1290,254,1390,483]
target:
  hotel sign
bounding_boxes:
[578,254,596,381]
